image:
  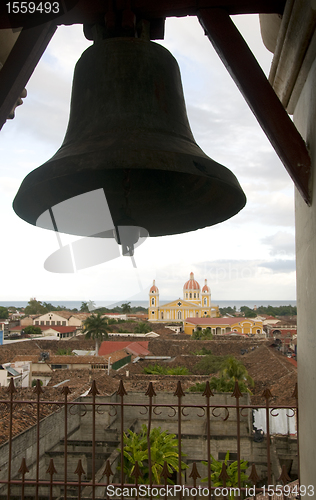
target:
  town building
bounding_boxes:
[183,316,263,336]
[148,272,219,322]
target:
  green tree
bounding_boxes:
[209,357,254,394]
[80,301,90,312]
[134,322,151,334]
[0,306,9,319]
[193,354,227,375]
[240,306,257,318]
[24,298,47,315]
[202,451,251,499]
[23,325,42,336]
[121,302,132,314]
[191,327,213,340]
[221,357,254,387]
[119,424,188,484]
[84,312,110,354]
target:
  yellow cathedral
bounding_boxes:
[148,272,220,323]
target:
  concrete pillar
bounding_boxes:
[294,57,316,490]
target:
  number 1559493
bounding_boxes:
[6,2,60,14]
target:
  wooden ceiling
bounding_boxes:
[0,0,311,204]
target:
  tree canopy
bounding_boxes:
[84,312,110,354]
[24,298,47,315]
[0,306,9,319]
[23,325,42,336]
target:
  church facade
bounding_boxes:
[148,272,220,323]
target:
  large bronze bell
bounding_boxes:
[13,37,246,238]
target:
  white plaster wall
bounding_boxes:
[294,55,316,491]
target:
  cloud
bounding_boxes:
[259,260,296,273]
[261,231,295,256]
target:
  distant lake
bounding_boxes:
[0,299,296,311]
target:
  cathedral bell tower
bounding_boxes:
[148,280,159,321]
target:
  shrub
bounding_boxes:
[118,424,187,484]
[143,364,190,375]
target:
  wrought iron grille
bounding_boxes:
[0,378,299,500]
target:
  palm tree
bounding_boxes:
[220,356,254,387]
[121,302,132,314]
[84,312,109,354]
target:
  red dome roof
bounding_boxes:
[150,280,159,293]
[202,279,210,292]
[183,272,200,291]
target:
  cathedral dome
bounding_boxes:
[183,272,200,291]
[150,280,159,293]
[202,279,210,292]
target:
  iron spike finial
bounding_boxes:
[218,463,230,484]
[202,381,214,398]
[262,388,273,400]
[74,459,86,477]
[88,379,100,396]
[18,458,29,475]
[278,464,291,484]
[33,379,43,395]
[161,461,172,480]
[231,380,243,399]
[116,379,127,397]
[131,461,143,479]
[61,386,71,396]
[189,462,201,480]
[46,458,58,476]
[103,459,114,479]
[145,381,156,397]
[248,464,260,485]
[7,377,16,394]
[174,380,185,398]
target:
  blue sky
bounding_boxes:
[0,14,296,303]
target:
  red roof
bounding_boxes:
[10,325,77,333]
[185,317,257,325]
[149,279,159,293]
[202,279,210,292]
[183,272,200,291]
[98,341,149,356]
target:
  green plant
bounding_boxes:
[192,354,227,375]
[221,357,254,388]
[202,451,251,499]
[118,424,188,484]
[56,348,73,355]
[192,347,213,355]
[189,382,207,392]
[191,327,213,340]
[32,379,43,387]
[134,322,152,334]
[143,364,190,375]
[121,302,132,314]
[23,325,42,336]
[84,312,110,354]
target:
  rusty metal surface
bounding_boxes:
[0,378,299,500]
[0,23,57,131]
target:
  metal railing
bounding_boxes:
[0,378,299,500]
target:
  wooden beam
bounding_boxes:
[198,8,312,205]
[0,22,57,130]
